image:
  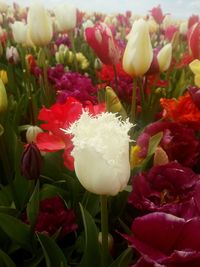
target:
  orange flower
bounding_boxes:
[160,93,200,129]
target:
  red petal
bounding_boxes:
[36,132,65,151]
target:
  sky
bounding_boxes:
[7,0,200,18]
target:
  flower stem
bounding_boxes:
[113,64,118,94]
[101,195,108,267]
[130,78,137,124]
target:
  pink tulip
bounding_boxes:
[188,22,200,59]
[85,22,120,65]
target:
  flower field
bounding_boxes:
[0,1,200,266]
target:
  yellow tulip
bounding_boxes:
[123,19,153,77]
[0,70,7,85]
[0,78,7,113]
[189,59,200,87]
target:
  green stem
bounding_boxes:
[130,78,137,124]
[101,195,108,267]
[113,64,118,95]
[69,31,78,72]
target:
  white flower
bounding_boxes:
[11,21,27,44]
[65,112,132,196]
[26,125,43,143]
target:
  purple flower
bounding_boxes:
[136,121,200,167]
[129,162,200,219]
[48,68,98,104]
[55,35,71,48]
[126,212,200,267]
[188,86,200,109]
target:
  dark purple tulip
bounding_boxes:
[136,121,200,167]
[21,143,42,180]
[188,86,200,109]
[126,212,200,267]
[129,162,200,219]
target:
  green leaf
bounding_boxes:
[147,132,163,156]
[0,124,4,136]
[109,248,132,267]
[0,213,32,251]
[27,180,40,228]
[39,184,68,201]
[0,249,16,267]
[79,203,101,267]
[37,233,67,267]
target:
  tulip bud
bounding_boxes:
[0,78,7,113]
[105,86,127,118]
[21,143,42,180]
[157,43,172,72]
[66,112,132,196]
[0,70,7,84]
[98,232,114,251]
[27,1,53,46]
[54,3,77,32]
[153,146,169,166]
[149,5,165,24]
[85,22,120,66]
[179,21,188,35]
[123,19,153,77]
[11,21,27,44]
[75,52,89,70]
[94,58,102,70]
[26,126,43,143]
[6,46,20,64]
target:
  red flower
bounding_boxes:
[188,14,199,29]
[36,97,105,170]
[23,196,77,238]
[85,22,120,65]
[160,93,200,130]
[149,5,165,24]
[188,22,200,59]
[164,25,178,41]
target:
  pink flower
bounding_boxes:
[85,22,120,65]
[149,5,165,24]
[125,212,200,267]
[164,25,179,41]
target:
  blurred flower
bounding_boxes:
[66,112,132,196]
[6,46,20,64]
[75,52,89,70]
[125,212,200,267]
[160,93,200,130]
[157,43,172,72]
[189,59,200,87]
[129,162,200,219]
[0,70,7,84]
[188,86,200,109]
[27,1,52,46]
[55,34,71,48]
[136,121,200,167]
[26,54,42,77]
[11,21,27,44]
[179,20,188,35]
[188,14,199,29]
[0,0,8,13]
[36,97,105,170]
[85,22,120,65]
[123,19,153,77]
[54,3,77,32]
[21,143,42,180]
[188,22,200,59]
[0,78,7,113]
[149,5,165,24]
[22,196,77,238]
[26,125,43,143]
[164,25,178,41]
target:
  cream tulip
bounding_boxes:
[26,126,43,143]
[54,3,77,32]
[11,21,27,44]
[157,43,172,72]
[123,19,153,77]
[66,112,132,196]
[27,1,53,46]
[0,0,8,13]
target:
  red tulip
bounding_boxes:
[149,5,165,24]
[85,22,120,65]
[188,22,200,59]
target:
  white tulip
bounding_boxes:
[157,43,172,72]
[11,21,27,44]
[54,3,77,32]
[123,19,153,77]
[66,112,132,196]
[26,126,43,143]
[27,1,53,46]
